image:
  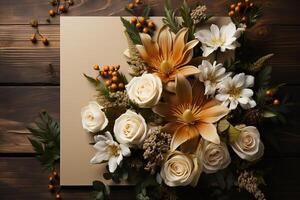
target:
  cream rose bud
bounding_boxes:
[126,73,162,108]
[114,110,147,147]
[160,151,202,187]
[199,139,231,174]
[231,125,264,161]
[81,101,108,133]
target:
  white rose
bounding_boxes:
[199,139,231,174]
[81,101,108,133]
[231,125,264,161]
[160,151,202,187]
[114,110,147,147]
[126,73,162,108]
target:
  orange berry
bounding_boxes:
[265,90,273,97]
[128,3,134,9]
[112,71,118,76]
[93,64,99,70]
[273,99,280,105]
[136,22,142,28]
[42,38,49,46]
[118,83,125,89]
[131,17,137,24]
[228,11,235,17]
[105,80,112,86]
[109,66,115,71]
[52,171,59,178]
[59,5,67,13]
[235,6,240,12]
[135,0,142,4]
[103,71,108,76]
[49,9,56,17]
[237,2,242,6]
[103,66,109,71]
[147,21,154,28]
[139,16,145,23]
[250,2,254,7]
[230,4,235,10]
[48,184,54,192]
[108,71,113,75]
[30,34,37,43]
[112,76,118,83]
[55,193,61,199]
[111,83,117,90]
[143,27,149,33]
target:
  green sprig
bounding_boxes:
[27,111,60,171]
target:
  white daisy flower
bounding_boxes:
[194,22,244,57]
[215,73,256,110]
[90,131,131,173]
[198,60,231,96]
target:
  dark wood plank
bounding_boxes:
[0,157,299,200]
[0,0,299,25]
[0,86,59,153]
[0,24,300,84]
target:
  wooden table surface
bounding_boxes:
[1,0,300,199]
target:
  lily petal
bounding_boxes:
[157,26,173,60]
[197,123,220,144]
[177,66,200,77]
[175,74,192,104]
[198,105,229,123]
[171,125,199,151]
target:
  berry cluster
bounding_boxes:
[131,16,155,34]
[48,0,74,18]
[265,89,280,106]
[30,19,49,46]
[94,64,126,91]
[228,0,255,25]
[48,170,62,199]
[127,0,143,10]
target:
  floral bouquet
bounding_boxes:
[81,1,289,199]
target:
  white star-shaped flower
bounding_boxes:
[90,131,131,173]
[216,73,256,110]
[198,60,231,96]
[194,22,244,57]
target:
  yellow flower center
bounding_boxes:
[160,60,173,75]
[182,109,195,123]
[211,36,225,46]
[229,87,241,98]
[107,144,119,156]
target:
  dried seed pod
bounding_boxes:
[118,83,125,90]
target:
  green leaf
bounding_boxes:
[256,65,272,88]
[27,111,60,171]
[120,17,142,45]
[262,111,277,118]
[217,119,230,133]
[228,125,240,143]
[249,53,274,72]
[118,72,128,84]
[179,0,194,40]
[84,73,99,86]
[142,5,151,19]
[163,0,181,33]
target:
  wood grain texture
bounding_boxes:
[0,0,299,25]
[1,157,299,200]
[0,86,59,153]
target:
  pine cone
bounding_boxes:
[244,109,262,126]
